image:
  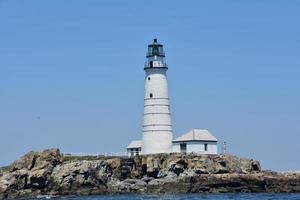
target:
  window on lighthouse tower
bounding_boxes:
[150,93,153,98]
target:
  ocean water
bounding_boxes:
[27,193,300,200]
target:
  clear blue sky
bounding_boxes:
[0,1,299,171]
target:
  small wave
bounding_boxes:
[35,195,56,199]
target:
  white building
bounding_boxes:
[172,129,218,154]
[126,39,218,156]
[126,140,142,156]
[141,39,173,154]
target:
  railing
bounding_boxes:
[62,152,128,157]
[146,52,165,57]
[144,63,167,68]
[62,151,218,158]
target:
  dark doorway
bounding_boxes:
[180,143,187,153]
[149,61,153,67]
[204,144,208,151]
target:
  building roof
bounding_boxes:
[127,140,142,149]
[173,129,218,142]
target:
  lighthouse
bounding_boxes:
[126,39,218,156]
[141,39,173,154]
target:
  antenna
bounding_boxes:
[222,141,227,155]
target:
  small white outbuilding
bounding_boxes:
[172,129,218,154]
[126,140,142,156]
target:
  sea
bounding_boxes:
[26,193,300,200]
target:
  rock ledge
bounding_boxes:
[0,149,299,199]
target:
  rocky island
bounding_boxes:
[0,148,299,199]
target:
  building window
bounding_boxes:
[148,77,151,80]
[204,144,208,151]
[150,93,153,98]
[130,149,134,156]
[180,143,187,153]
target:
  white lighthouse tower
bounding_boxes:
[126,39,219,157]
[141,39,173,154]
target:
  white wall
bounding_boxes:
[142,67,173,154]
[172,141,218,154]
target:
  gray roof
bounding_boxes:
[173,129,217,142]
[127,140,142,149]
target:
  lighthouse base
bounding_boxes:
[141,131,173,154]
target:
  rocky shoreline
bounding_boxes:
[0,148,299,199]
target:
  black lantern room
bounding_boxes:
[147,39,165,58]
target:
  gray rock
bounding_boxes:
[194,168,209,174]
[179,169,196,177]
[1,149,300,199]
[141,176,154,183]
[157,168,177,178]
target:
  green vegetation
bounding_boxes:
[0,165,12,173]
[62,155,118,162]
